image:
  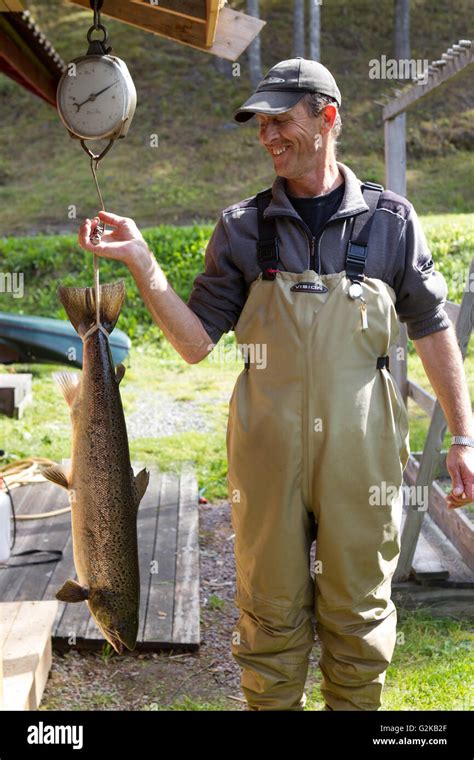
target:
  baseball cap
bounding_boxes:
[233,57,341,123]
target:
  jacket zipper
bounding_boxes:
[268,212,338,273]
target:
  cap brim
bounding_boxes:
[233,90,307,123]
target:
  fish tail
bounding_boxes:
[58,280,126,337]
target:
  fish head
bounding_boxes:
[88,591,139,655]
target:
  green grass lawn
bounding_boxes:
[306,610,474,711]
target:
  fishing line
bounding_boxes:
[80,138,114,337]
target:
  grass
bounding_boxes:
[307,609,474,711]
[0,0,473,236]
[1,300,473,500]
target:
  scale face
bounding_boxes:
[57,54,136,141]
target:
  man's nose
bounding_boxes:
[260,121,280,145]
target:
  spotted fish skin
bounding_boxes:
[43,281,149,654]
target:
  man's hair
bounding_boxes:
[301,92,342,146]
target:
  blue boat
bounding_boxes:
[0,312,131,368]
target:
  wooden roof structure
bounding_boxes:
[0,5,66,107]
[0,1,264,107]
[69,0,265,61]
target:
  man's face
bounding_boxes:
[256,100,332,178]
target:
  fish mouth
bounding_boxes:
[100,624,125,655]
[100,622,137,655]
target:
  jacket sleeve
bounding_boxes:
[393,205,452,340]
[186,213,247,345]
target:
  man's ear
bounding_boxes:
[320,104,338,135]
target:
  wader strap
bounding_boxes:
[346,182,383,282]
[256,188,279,280]
[376,355,390,371]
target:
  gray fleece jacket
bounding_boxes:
[187,161,451,345]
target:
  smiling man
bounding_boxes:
[78,58,474,712]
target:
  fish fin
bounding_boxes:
[133,467,150,509]
[55,579,89,603]
[115,363,126,384]
[53,371,80,407]
[42,465,69,490]
[58,280,126,337]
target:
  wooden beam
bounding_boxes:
[130,0,208,22]
[407,379,435,416]
[1,601,58,710]
[445,300,460,324]
[69,0,207,46]
[0,1,24,11]
[210,5,264,61]
[0,16,58,106]
[384,112,406,195]
[395,258,474,581]
[68,0,264,60]
[383,42,473,120]
[205,0,224,48]
[403,456,474,572]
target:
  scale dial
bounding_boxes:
[57,54,136,140]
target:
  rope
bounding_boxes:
[79,138,114,338]
[90,155,103,328]
[0,457,72,520]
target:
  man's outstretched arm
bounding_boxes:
[78,211,215,365]
[413,325,474,508]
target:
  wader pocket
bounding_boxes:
[383,367,410,467]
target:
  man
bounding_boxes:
[79,58,474,711]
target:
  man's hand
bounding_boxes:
[446,445,474,509]
[78,210,150,265]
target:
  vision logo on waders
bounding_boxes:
[290,282,329,294]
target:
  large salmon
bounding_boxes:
[43,280,149,654]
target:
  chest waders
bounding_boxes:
[226,183,410,711]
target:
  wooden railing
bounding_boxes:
[390,258,474,581]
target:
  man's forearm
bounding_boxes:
[413,325,474,437]
[127,243,214,363]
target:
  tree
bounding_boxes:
[394,0,410,60]
[308,0,321,62]
[293,0,305,57]
[247,0,262,87]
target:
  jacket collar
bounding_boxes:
[263,161,369,223]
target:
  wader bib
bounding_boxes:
[226,184,410,711]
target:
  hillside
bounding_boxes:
[0,0,472,236]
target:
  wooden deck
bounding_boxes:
[0,463,200,652]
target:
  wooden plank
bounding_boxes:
[408,379,435,416]
[68,0,264,61]
[2,600,57,710]
[136,468,161,644]
[0,1,25,10]
[130,0,208,22]
[384,112,406,196]
[383,43,474,120]
[401,454,474,573]
[0,482,69,603]
[445,300,460,325]
[412,531,449,581]
[210,6,265,61]
[401,485,449,580]
[143,472,179,646]
[0,16,58,106]
[172,464,199,647]
[430,482,474,571]
[69,0,208,46]
[205,0,224,47]
[395,263,474,581]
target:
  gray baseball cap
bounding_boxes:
[233,57,341,123]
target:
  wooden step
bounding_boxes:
[0,600,58,710]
